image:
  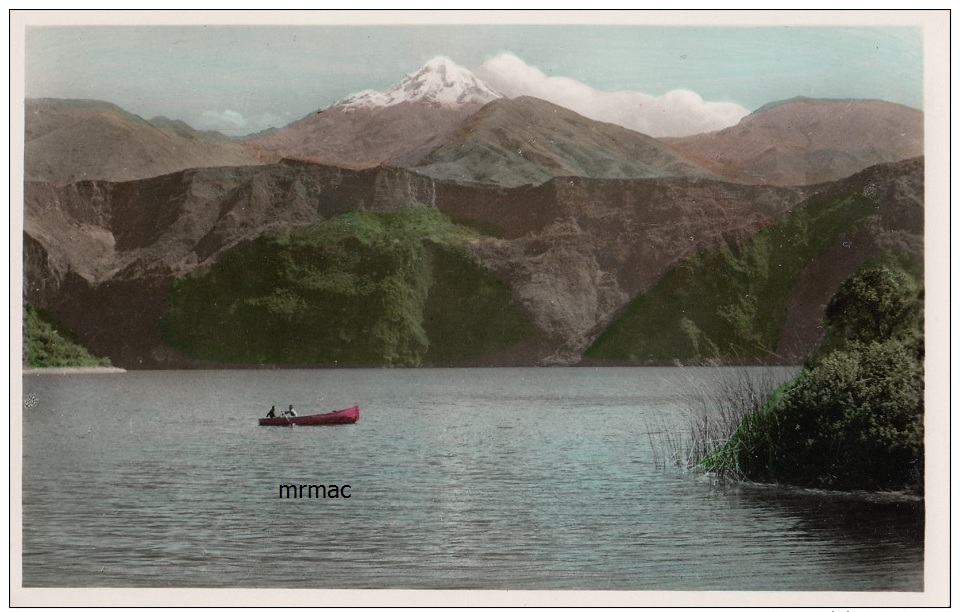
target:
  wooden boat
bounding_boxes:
[258,405,359,426]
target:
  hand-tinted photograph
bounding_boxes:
[14,10,948,607]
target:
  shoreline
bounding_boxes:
[23,366,127,375]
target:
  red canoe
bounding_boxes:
[258,405,359,426]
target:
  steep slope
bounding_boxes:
[663,98,923,186]
[462,176,809,363]
[31,155,914,369]
[393,96,719,187]
[24,98,268,184]
[24,160,810,368]
[584,157,924,363]
[160,208,535,367]
[246,56,500,169]
[24,162,393,368]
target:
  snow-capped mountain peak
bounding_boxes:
[338,56,502,110]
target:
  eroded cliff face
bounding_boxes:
[463,178,811,363]
[28,158,919,369]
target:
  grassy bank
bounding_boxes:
[161,207,535,366]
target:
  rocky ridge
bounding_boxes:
[22,72,926,369]
[25,159,816,368]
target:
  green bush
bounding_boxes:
[706,259,924,492]
[824,263,923,346]
[733,339,923,490]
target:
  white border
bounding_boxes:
[9,10,951,608]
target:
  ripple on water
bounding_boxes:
[22,368,922,590]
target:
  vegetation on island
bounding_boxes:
[700,257,924,492]
[161,207,535,366]
[24,303,113,368]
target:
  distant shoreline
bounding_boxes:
[23,366,127,375]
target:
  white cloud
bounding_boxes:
[198,109,247,132]
[474,54,750,138]
[195,109,286,136]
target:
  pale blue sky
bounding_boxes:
[24,24,923,135]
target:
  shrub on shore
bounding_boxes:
[702,258,924,492]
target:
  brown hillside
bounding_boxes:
[25,98,267,184]
[246,101,484,169]
[393,96,718,187]
[663,98,922,186]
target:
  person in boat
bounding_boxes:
[266,406,276,418]
[282,405,298,417]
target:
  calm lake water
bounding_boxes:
[21,367,923,590]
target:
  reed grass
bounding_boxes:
[648,364,793,476]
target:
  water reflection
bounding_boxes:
[702,478,923,591]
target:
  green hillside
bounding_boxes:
[160,207,534,366]
[584,187,884,362]
[24,303,112,368]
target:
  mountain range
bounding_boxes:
[21,56,925,369]
[25,98,269,185]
